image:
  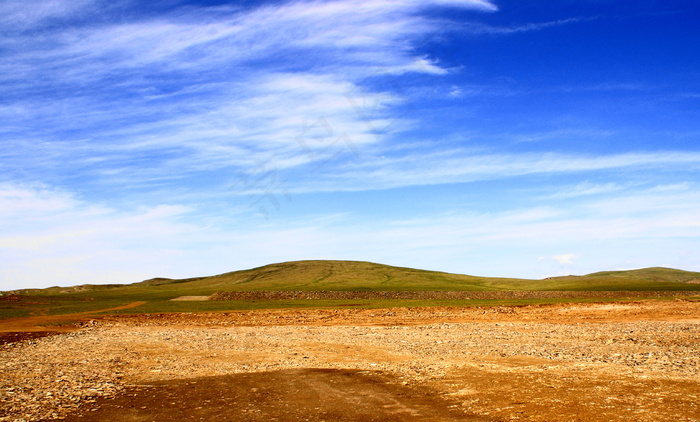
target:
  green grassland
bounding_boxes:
[2,260,699,319]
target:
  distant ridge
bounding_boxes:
[2,260,699,320]
[4,260,700,295]
[164,260,700,292]
[584,267,700,284]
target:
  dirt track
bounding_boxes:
[0,301,146,335]
[1,300,699,421]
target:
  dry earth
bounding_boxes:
[1,300,699,421]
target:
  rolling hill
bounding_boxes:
[2,261,699,319]
[5,260,700,296]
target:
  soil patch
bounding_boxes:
[58,369,490,422]
[170,296,211,301]
[0,331,58,345]
[0,301,146,335]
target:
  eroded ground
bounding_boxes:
[1,300,699,421]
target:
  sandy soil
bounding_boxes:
[1,300,699,421]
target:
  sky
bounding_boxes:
[1,0,700,290]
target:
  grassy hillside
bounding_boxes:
[2,261,699,319]
[6,260,700,296]
[154,261,700,292]
[585,267,700,283]
[162,260,525,292]
[541,267,700,291]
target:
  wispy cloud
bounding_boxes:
[2,178,700,289]
[510,128,616,144]
[0,183,206,289]
[543,182,623,199]
[461,17,589,36]
[280,150,700,193]
[0,0,642,198]
[0,0,95,30]
[552,253,578,265]
[221,182,700,278]
[2,0,699,289]
[0,0,496,193]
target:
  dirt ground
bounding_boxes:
[0,301,146,335]
[1,300,699,421]
[65,369,489,422]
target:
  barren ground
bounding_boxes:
[1,300,699,421]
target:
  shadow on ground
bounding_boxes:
[57,369,492,421]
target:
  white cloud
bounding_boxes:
[544,182,622,199]
[0,184,205,289]
[510,128,616,144]
[382,57,450,75]
[462,17,588,36]
[2,0,629,199]
[0,0,95,30]
[552,253,578,265]
[2,0,699,289]
[284,150,700,193]
[3,180,700,290]
[204,184,700,278]
[0,184,78,218]
[3,0,493,83]
[0,0,497,192]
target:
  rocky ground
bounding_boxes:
[210,290,700,300]
[1,300,699,421]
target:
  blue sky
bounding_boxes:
[2,0,700,289]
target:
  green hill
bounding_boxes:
[159,260,524,292]
[2,261,699,319]
[540,267,700,291]
[584,267,700,284]
[6,260,700,296]
[154,261,700,292]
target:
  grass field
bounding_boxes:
[2,260,699,320]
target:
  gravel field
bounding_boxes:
[1,300,699,421]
